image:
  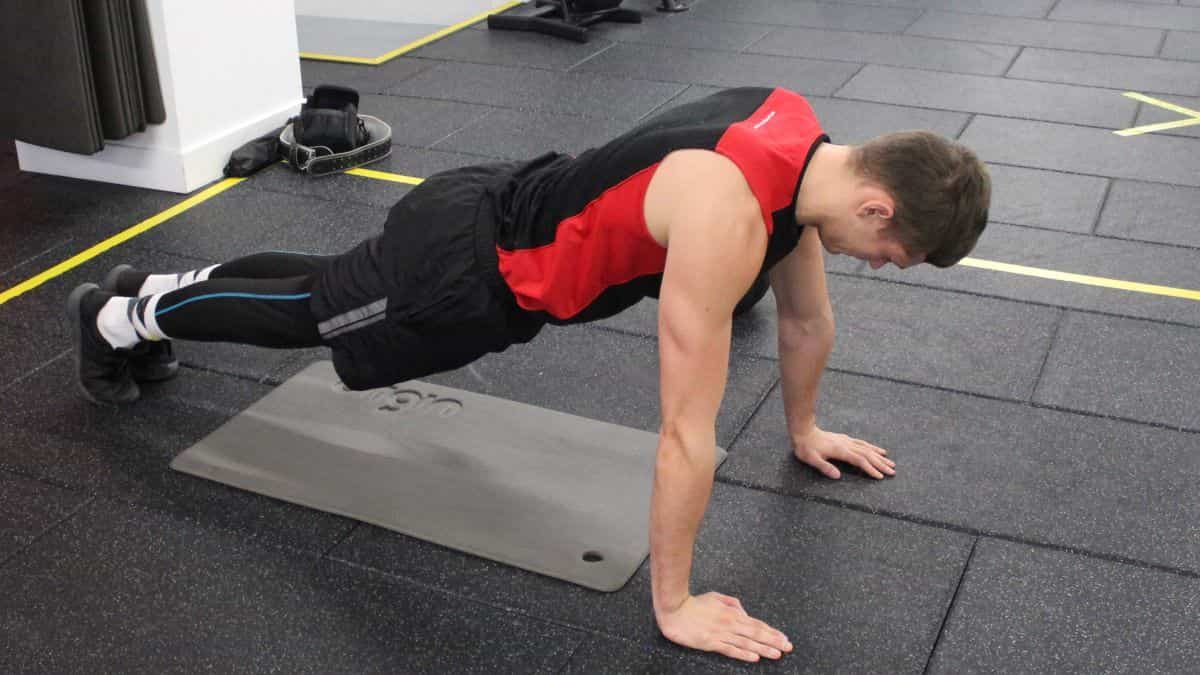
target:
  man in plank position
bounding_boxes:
[68,87,990,664]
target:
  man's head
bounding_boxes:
[806,131,991,269]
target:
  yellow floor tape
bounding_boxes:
[299,1,524,65]
[0,178,244,305]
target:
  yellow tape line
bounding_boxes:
[1115,92,1200,137]
[345,167,423,185]
[959,257,1200,302]
[300,1,525,65]
[0,178,245,306]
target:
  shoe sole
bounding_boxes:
[67,282,139,406]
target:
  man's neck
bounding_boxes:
[793,143,852,230]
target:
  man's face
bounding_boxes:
[818,217,923,270]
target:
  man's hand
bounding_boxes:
[793,426,896,479]
[657,592,793,663]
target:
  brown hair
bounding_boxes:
[850,131,991,267]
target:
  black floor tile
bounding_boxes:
[807,97,970,143]
[432,107,632,160]
[300,56,434,94]
[928,538,1200,673]
[387,60,687,121]
[1008,48,1200,98]
[0,498,581,673]
[893,0,1055,18]
[1097,180,1200,247]
[572,42,861,95]
[591,13,771,52]
[564,636,740,673]
[836,65,1138,129]
[130,185,389,264]
[722,369,1200,573]
[870,222,1200,328]
[960,116,1200,187]
[1051,0,1200,32]
[330,481,972,673]
[748,27,1018,76]
[0,356,354,554]
[597,273,1060,400]
[359,93,495,148]
[0,316,68,393]
[905,10,1164,56]
[244,160,417,210]
[1162,30,1200,62]
[411,21,615,71]
[0,472,88,561]
[690,0,921,34]
[1034,311,1200,430]
[987,164,1109,234]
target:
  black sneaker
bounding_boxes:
[66,283,140,405]
[102,264,179,382]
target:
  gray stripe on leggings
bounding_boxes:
[318,297,387,338]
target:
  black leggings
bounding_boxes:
[151,252,334,348]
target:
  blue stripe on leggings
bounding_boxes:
[155,292,312,317]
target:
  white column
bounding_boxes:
[16,1,305,194]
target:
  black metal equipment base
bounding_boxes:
[657,0,690,12]
[487,1,643,43]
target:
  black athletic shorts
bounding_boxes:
[309,164,543,390]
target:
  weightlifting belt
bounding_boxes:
[279,114,392,177]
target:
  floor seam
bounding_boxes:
[554,636,589,675]
[0,495,96,572]
[725,376,782,451]
[1155,28,1171,58]
[921,536,978,675]
[713,474,1200,582]
[320,522,362,558]
[1089,178,1115,235]
[1027,308,1067,402]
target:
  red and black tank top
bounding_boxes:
[490,87,828,325]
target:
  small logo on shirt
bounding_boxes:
[753,111,776,130]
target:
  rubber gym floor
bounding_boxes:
[3,0,1200,671]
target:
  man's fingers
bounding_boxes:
[867,452,896,476]
[809,456,841,479]
[715,641,762,663]
[720,635,783,660]
[738,618,792,651]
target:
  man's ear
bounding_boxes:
[856,186,895,224]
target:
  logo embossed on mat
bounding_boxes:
[335,381,463,417]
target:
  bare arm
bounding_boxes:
[644,150,792,663]
[769,226,835,439]
[769,227,894,480]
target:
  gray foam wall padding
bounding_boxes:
[172,361,727,592]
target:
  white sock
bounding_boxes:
[137,264,218,296]
[96,298,140,349]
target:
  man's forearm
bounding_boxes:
[649,428,716,616]
[777,315,834,439]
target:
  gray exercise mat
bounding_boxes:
[172,361,727,591]
[296,16,447,59]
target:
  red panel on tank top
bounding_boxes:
[496,165,666,319]
[714,88,823,233]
